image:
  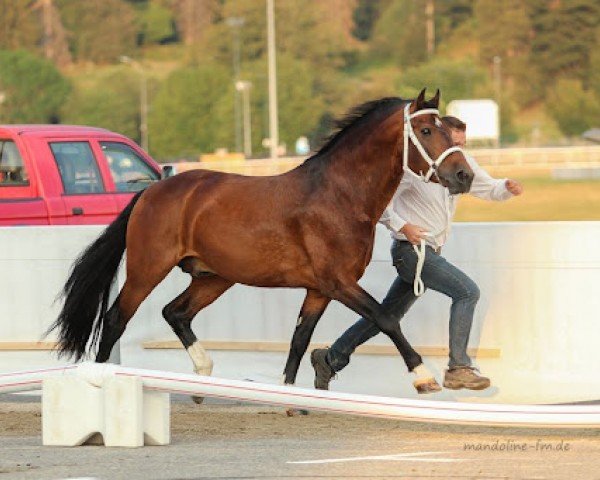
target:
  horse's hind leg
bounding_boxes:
[162,276,233,376]
[283,289,330,386]
[97,263,175,363]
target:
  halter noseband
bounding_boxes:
[403,102,463,182]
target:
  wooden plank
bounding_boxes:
[0,342,58,351]
[142,340,500,358]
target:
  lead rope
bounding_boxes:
[411,192,453,297]
[412,239,427,296]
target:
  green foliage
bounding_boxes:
[352,0,383,41]
[0,0,41,52]
[528,0,600,82]
[369,0,427,67]
[199,0,356,69]
[546,78,600,136]
[148,63,233,158]
[398,58,487,104]
[0,50,71,123]
[56,0,138,63]
[140,0,176,44]
[436,0,474,42]
[62,69,141,141]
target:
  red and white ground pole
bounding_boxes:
[1,363,598,447]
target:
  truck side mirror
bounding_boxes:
[162,165,175,178]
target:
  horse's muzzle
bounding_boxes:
[446,168,474,194]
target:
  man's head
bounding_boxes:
[441,115,467,148]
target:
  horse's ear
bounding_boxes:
[413,88,426,112]
[429,89,440,108]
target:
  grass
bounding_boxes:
[454,172,600,222]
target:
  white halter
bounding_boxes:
[402,102,463,296]
[403,102,463,183]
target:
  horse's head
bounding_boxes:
[404,89,473,194]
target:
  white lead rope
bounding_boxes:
[412,239,427,297]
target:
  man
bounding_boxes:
[311,115,523,393]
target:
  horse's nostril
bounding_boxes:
[456,169,470,184]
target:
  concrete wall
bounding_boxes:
[1,223,599,404]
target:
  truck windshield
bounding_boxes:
[0,140,29,187]
[101,142,160,192]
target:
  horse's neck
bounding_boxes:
[326,121,404,221]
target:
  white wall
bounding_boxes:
[1,223,599,404]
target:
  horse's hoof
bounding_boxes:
[286,408,309,416]
[414,378,442,394]
[192,395,205,404]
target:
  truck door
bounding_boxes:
[49,141,118,224]
[0,139,50,225]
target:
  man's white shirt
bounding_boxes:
[380,153,513,249]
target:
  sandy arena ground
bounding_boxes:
[0,397,599,480]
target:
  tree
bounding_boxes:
[353,0,385,41]
[61,69,141,142]
[528,0,600,84]
[0,49,70,123]
[140,0,176,45]
[56,0,138,63]
[148,63,233,159]
[37,0,72,67]
[474,0,539,104]
[398,58,487,104]
[0,0,41,52]
[199,0,357,69]
[369,0,428,68]
[546,78,600,136]
[172,0,219,45]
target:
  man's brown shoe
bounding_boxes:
[443,366,491,390]
[310,348,335,390]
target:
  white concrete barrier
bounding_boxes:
[1,223,599,404]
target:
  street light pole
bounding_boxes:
[267,0,279,160]
[226,17,245,153]
[236,81,252,157]
[493,55,502,147]
[120,55,149,152]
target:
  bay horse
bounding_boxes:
[49,89,474,394]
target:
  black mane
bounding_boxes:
[312,97,406,159]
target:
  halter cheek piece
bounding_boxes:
[403,103,463,183]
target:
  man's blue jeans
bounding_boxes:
[327,240,480,371]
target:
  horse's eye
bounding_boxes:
[421,128,431,136]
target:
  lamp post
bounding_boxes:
[266,0,279,160]
[226,16,245,153]
[235,81,252,157]
[119,55,149,152]
[493,55,502,147]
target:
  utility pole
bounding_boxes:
[120,56,149,152]
[267,0,279,160]
[425,0,435,58]
[236,81,252,157]
[226,17,245,153]
[493,55,502,147]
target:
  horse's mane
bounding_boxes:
[310,97,407,160]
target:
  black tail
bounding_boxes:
[47,191,144,360]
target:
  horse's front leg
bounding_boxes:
[331,282,440,393]
[282,289,330,386]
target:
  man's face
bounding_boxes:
[450,129,466,148]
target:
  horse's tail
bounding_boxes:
[47,190,144,360]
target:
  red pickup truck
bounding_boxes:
[0,125,163,225]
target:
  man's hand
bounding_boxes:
[400,223,429,245]
[505,179,523,196]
